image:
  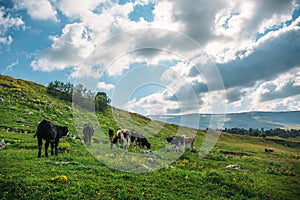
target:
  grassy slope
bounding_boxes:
[0,74,299,199]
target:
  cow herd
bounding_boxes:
[34,119,196,158]
[33,120,277,158]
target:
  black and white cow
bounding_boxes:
[82,124,94,146]
[131,131,151,149]
[34,120,69,158]
[265,148,274,153]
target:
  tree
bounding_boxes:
[95,92,111,112]
[47,81,73,102]
[47,80,111,112]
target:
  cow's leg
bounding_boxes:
[123,140,128,152]
[83,135,87,145]
[125,137,130,152]
[54,139,59,156]
[191,140,194,150]
[133,138,138,148]
[124,141,128,152]
[37,137,42,158]
[135,139,138,147]
[88,135,91,146]
[127,139,130,152]
[45,140,49,157]
[50,142,55,155]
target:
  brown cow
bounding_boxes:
[110,129,131,152]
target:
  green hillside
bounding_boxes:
[0,74,299,199]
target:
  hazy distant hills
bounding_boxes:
[148,111,300,130]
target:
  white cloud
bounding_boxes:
[124,92,180,116]
[28,0,300,114]
[13,0,58,21]
[254,67,300,102]
[31,1,147,76]
[218,18,300,89]
[97,81,114,90]
[0,7,24,47]
[0,7,24,34]
[57,0,105,19]
[207,0,295,63]
[151,1,182,31]
[221,67,300,113]
[5,60,18,72]
[31,22,95,72]
[0,35,13,46]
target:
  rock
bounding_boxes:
[140,150,152,154]
[226,164,240,169]
[148,158,154,163]
[141,164,153,172]
[0,140,5,149]
[67,106,73,112]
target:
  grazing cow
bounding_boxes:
[82,124,94,146]
[131,131,151,149]
[166,135,195,150]
[108,128,114,140]
[110,129,131,152]
[33,120,69,158]
[265,148,274,153]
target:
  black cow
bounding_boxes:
[108,128,114,140]
[131,131,151,149]
[83,124,94,146]
[33,120,69,158]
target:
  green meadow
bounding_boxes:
[0,75,299,199]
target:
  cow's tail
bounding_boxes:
[33,133,37,138]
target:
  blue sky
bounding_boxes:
[1,0,300,116]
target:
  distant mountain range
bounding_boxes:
[148,111,300,130]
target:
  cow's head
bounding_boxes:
[166,137,174,143]
[60,126,69,137]
[146,142,151,149]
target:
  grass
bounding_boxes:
[0,74,300,199]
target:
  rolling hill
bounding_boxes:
[0,74,300,199]
[149,111,300,130]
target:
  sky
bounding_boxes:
[1,0,300,116]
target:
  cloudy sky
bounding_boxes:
[1,0,300,116]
